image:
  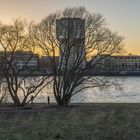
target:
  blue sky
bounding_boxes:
[0,0,140,54]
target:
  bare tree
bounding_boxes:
[31,7,124,106]
[0,20,51,107]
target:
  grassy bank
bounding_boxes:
[0,103,140,140]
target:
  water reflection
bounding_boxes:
[4,76,140,103]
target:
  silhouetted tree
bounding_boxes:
[31,7,124,106]
[0,20,51,107]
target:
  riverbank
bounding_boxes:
[0,103,140,140]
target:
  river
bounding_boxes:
[33,76,140,103]
[4,76,140,103]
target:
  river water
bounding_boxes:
[34,76,140,103]
[4,76,140,103]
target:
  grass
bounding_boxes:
[0,103,140,140]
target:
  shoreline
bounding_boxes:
[0,102,139,112]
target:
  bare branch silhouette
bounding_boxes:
[31,7,124,106]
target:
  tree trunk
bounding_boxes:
[55,95,70,106]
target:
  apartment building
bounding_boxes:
[110,55,140,73]
[90,54,140,75]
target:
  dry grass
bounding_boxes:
[0,103,140,140]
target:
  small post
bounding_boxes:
[47,96,50,105]
[31,95,34,104]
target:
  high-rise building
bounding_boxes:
[56,18,85,70]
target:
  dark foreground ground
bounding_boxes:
[0,103,140,140]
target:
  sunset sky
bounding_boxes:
[0,0,140,54]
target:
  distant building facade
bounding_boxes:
[90,54,140,75]
[56,18,85,69]
[90,54,111,73]
[39,56,59,70]
[15,51,39,70]
[0,51,39,70]
[110,55,140,74]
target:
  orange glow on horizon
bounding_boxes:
[124,39,140,55]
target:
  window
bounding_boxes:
[74,20,84,39]
[58,20,68,38]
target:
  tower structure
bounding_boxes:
[56,18,85,70]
